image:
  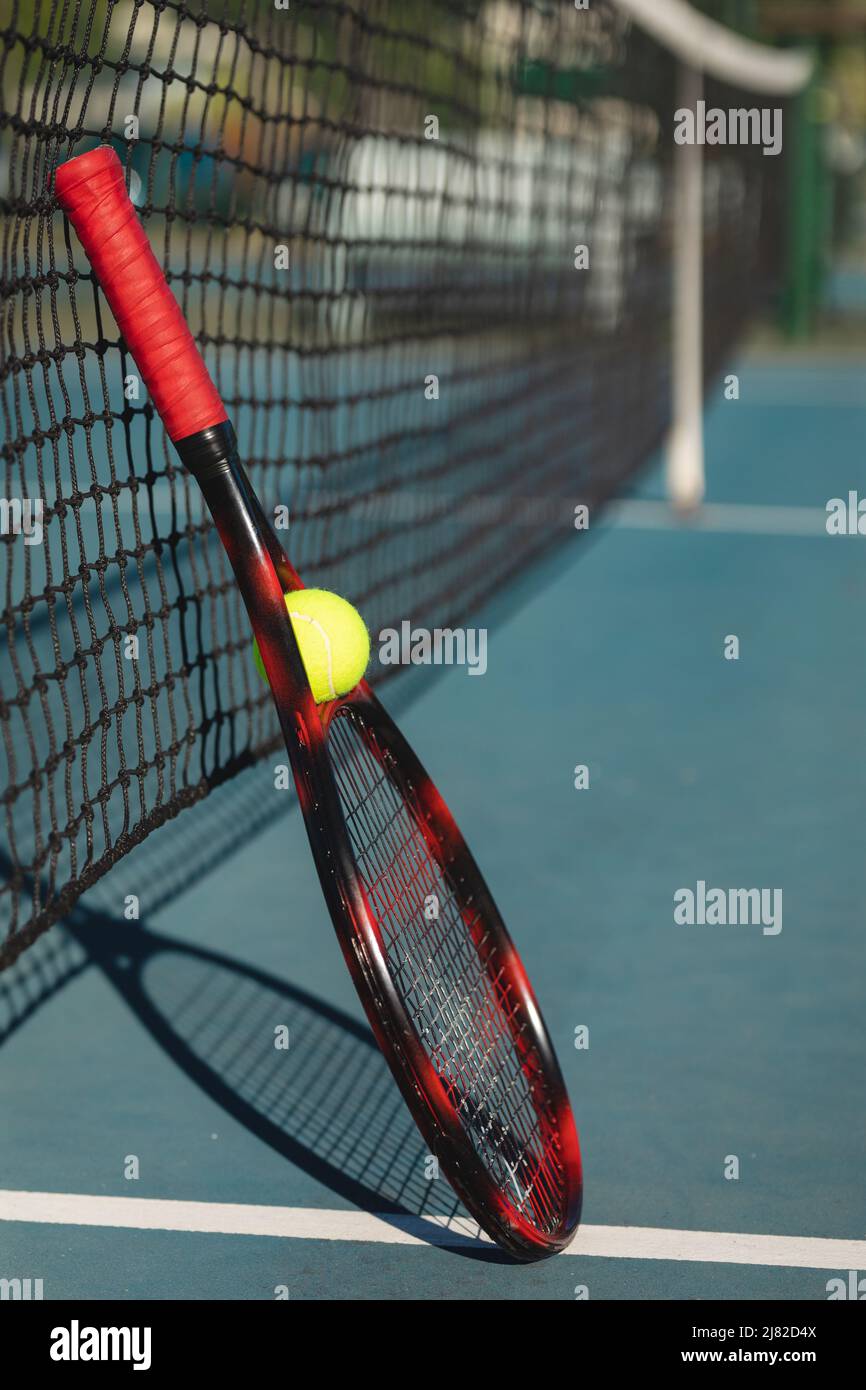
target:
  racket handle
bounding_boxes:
[55,145,227,443]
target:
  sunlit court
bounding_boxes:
[1,0,864,1350]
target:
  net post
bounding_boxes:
[666,61,705,514]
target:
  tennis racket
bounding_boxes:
[55,145,582,1260]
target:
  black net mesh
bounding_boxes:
[1,0,790,967]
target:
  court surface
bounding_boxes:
[2,350,865,1300]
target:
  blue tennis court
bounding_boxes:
[2,0,865,1316]
[3,345,864,1299]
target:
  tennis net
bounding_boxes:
[1,0,805,967]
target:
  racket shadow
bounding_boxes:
[1,769,524,1262]
[1,904,514,1263]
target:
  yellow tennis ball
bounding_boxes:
[253,588,370,704]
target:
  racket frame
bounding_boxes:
[178,422,582,1260]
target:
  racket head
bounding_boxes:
[297,683,582,1261]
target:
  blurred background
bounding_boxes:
[1,0,864,1299]
[719,0,866,341]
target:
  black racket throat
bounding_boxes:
[175,420,315,714]
[176,421,293,588]
[174,419,238,483]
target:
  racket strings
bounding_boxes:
[331,718,529,1090]
[329,709,568,1234]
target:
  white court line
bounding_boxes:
[1,1191,864,1270]
[606,499,829,537]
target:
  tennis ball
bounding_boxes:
[253,588,370,704]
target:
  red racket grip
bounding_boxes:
[55,146,227,443]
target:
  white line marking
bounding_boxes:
[606,500,829,537]
[1,1191,863,1269]
[573,1225,866,1270]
